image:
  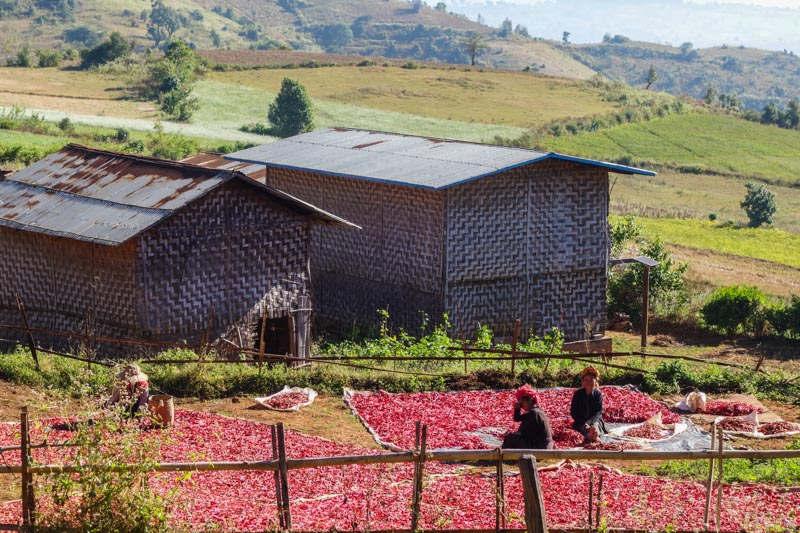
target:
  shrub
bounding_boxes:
[56,117,74,134]
[740,182,777,228]
[701,285,765,336]
[7,46,32,67]
[267,78,314,137]
[80,31,131,69]
[35,49,61,67]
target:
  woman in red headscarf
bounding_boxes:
[502,384,553,449]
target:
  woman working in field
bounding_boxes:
[570,366,606,442]
[105,364,150,419]
[502,384,553,449]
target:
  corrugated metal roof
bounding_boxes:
[0,144,356,246]
[180,152,267,180]
[225,128,656,190]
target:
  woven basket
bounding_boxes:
[148,394,174,428]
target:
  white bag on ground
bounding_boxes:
[254,386,317,412]
[676,391,707,413]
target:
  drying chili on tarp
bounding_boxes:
[699,401,764,417]
[263,391,310,410]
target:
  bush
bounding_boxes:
[57,117,74,134]
[267,78,314,138]
[35,49,61,67]
[740,182,777,228]
[766,296,800,338]
[701,285,765,336]
[7,46,32,67]
[146,122,196,160]
[80,31,131,69]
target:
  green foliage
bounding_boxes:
[645,64,657,89]
[609,215,642,257]
[0,346,111,397]
[35,49,61,68]
[460,32,487,66]
[315,22,353,50]
[146,121,196,159]
[765,295,800,338]
[641,439,800,486]
[148,0,184,48]
[56,117,74,134]
[79,31,131,69]
[142,39,203,121]
[701,285,765,336]
[7,46,33,67]
[34,407,171,532]
[267,78,315,137]
[740,181,777,228]
[62,25,102,47]
[607,230,689,325]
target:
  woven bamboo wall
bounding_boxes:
[446,160,608,339]
[0,226,138,351]
[136,180,311,348]
[265,169,446,331]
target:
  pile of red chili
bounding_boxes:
[699,401,763,417]
[264,391,309,410]
[759,421,800,435]
[717,417,758,433]
[346,387,680,450]
[622,423,669,440]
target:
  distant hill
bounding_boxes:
[566,40,800,111]
[0,0,593,76]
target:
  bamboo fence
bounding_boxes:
[2,408,799,533]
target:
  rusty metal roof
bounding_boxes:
[180,152,267,180]
[225,128,656,190]
[0,144,356,246]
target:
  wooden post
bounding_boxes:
[588,471,594,528]
[715,426,723,533]
[518,455,548,533]
[288,315,296,364]
[595,473,604,530]
[21,406,34,530]
[258,305,269,372]
[511,319,521,375]
[200,306,215,359]
[641,265,651,350]
[271,425,285,530]
[15,296,40,372]
[410,424,427,532]
[703,424,716,530]
[495,448,505,533]
[276,423,292,530]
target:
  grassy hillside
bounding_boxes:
[542,113,800,187]
[567,41,800,111]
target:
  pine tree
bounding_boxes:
[268,78,315,137]
[740,182,777,228]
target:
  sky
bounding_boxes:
[446,0,800,51]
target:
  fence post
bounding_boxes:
[20,406,35,530]
[271,425,285,530]
[410,424,427,532]
[518,455,547,533]
[715,426,723,533]
[595,473,604,530]
[588,471,594,528]
[703,423,717,530]
[15,296,40,372]
[276,422,292,530]
[495,448,506,532]
[511,319,520,375]
[259,306,269,372]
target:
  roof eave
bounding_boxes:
[549,154,657,176]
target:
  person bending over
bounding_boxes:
[106,364,150,419]
[570,366,607,443]
[502,384,553,449]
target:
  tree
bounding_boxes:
[79,32,131,69]
[680,41,693,55]
[740,182,777,228]
[460,32,487,66]
[434,2,446,11]
[411,0,423,13]
[148,0,184,47]
[268,78,315,137]
[499,17,513,38]
[703,84,717,105]
[645,64,658,89]
[514,24,529,37]
[782,99,799,129]
[143,39,202,121]
[562,31,570,44]
[321,22,353,49]
[761,101,780,125]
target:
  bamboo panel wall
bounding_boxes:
[136,181,311,347]
[265,169,446,331]
[0,226,138,349]
[446,160,608,339]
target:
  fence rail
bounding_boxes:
[6,406,800,533]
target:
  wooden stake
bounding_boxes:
[495,448,506,532]
[258,305,269,372]
[518,455,547,533]
[271,425,285,530]
[15,296,39,372]
[410,424,427,532]
[703,424,716,530]
[588,471,594,529]
[641,265,651,350]
[595,473,604,530]
[511,319,520,375]
[200,306,215,359]
[276,423,292,530]
[20,407,34,530]
[715,427,723,533]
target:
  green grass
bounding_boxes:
[544,113,800,186]
[193,80,527,143]
[629,217,800,270]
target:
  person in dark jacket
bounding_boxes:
[105,364,150,419]
[502,384,553,449]
[570,366,607,442]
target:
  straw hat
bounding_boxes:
[580,366,600,380]
[116,364,148,384]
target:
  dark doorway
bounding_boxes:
[254,316,292,355]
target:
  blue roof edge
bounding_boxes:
[548,153,657,176]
